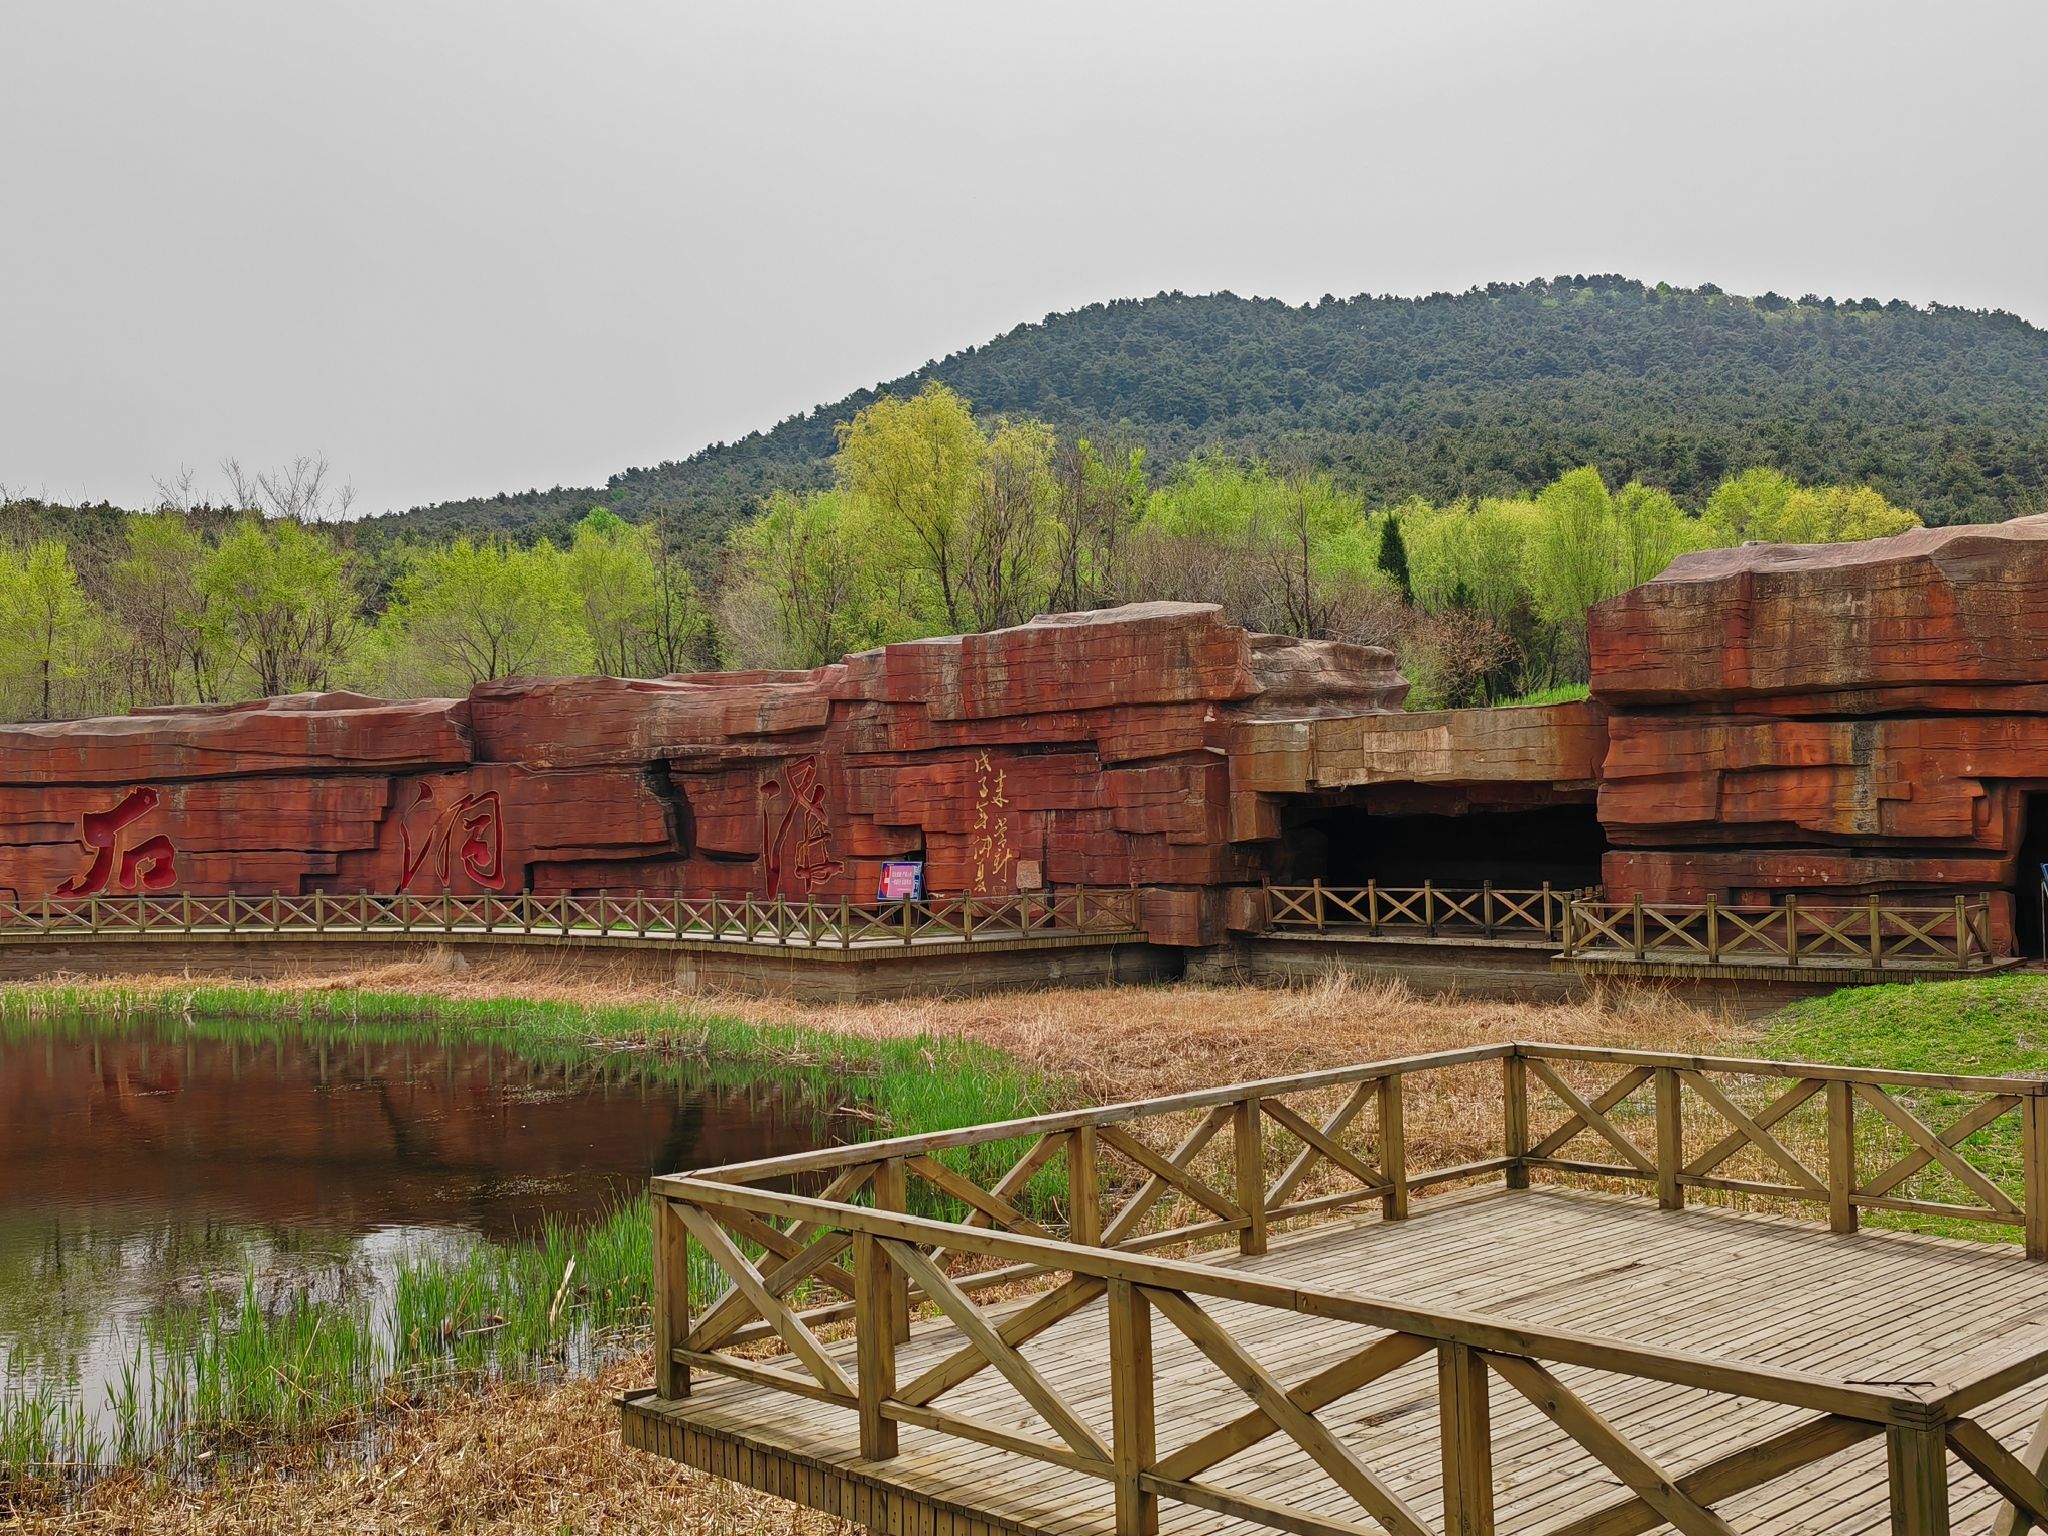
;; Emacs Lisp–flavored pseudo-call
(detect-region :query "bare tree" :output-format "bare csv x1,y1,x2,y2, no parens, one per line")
221,453,357,521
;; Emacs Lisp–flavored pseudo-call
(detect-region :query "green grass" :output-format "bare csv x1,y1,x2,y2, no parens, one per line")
1761,973,2048,1244
1495,682,1592,707
1765,973,2048,1077
0,982,1067,1493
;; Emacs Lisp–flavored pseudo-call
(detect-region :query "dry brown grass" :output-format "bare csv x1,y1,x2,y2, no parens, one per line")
3,962,1756,1533
12,956,1754,1104
9,1357,845,1536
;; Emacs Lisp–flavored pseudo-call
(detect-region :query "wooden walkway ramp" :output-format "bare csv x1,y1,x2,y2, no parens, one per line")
624,1044,2048,1535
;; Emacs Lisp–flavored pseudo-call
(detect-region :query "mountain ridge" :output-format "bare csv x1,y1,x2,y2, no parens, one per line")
354,275,2048,561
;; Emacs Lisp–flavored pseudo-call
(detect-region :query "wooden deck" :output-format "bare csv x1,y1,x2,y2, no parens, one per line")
625,1187,2048,1534
624,1043,2048,1534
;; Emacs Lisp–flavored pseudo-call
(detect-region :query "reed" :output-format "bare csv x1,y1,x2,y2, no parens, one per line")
0,980,1062,1495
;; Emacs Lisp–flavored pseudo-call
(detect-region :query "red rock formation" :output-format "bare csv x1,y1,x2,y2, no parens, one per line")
0,605,1408,946
1590,515,2048,943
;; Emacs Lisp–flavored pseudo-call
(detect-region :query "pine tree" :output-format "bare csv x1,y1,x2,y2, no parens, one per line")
1377,513,1412,599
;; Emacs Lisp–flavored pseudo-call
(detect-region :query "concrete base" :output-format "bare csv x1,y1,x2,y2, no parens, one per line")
1190,932,1584,1001
0,930,1185,1001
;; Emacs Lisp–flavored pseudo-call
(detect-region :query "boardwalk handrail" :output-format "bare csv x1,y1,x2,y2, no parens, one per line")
0,885,1143,949
1562,891,1999,970
650,1041,2048,1535
1265,881,1587,940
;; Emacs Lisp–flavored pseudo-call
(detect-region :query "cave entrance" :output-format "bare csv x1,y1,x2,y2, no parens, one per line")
2018,793,2048,960
1277,797,1609,896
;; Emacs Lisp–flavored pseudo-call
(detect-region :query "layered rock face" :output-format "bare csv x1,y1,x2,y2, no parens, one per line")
1589,515,2048,940
12,517,2043,959
0,604,1409,946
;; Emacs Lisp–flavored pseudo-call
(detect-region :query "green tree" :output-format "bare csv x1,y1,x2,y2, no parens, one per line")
112,512,218,704
199,519,361,697
375,537,586,691
1612,481,1695,587
1526,467,1623,676
1049,438,1145,612
0,540,99,719
718,490,876,669
835,382,985,631
1376,510,1412,598
1702,467,1797,544
960,420,1056,631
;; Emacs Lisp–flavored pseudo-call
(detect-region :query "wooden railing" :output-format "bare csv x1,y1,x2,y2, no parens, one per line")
1562,892,2000,969
650,1042,2048,1536
1266,882,1584,940
0,886,1143,949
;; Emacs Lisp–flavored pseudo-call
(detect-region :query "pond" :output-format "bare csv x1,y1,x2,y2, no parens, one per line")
0,1013,855,1473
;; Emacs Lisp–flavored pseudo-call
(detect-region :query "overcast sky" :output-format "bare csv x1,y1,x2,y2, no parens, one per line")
3,1,2044,516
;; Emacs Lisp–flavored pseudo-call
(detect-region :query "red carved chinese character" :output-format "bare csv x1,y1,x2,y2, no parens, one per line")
761,755,842,898
399,781,508,891
56,787,179,897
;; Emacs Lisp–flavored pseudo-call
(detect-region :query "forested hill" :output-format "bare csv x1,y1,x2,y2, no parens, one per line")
368,276,2048,557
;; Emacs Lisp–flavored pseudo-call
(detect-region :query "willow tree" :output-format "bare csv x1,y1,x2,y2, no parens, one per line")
835,382,984,632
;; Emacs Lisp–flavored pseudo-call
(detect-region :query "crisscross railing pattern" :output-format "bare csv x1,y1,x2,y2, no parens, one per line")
0,886,1142,949
1267,882,1582,940
648,1042,2048,1535
1561,893,1999,970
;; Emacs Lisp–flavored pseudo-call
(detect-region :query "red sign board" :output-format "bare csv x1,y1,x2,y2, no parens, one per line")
877,861,924,901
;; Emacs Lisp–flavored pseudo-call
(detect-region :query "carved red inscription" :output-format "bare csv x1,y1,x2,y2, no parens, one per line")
760,755,841,898
55,787,179,897
398,781,508,892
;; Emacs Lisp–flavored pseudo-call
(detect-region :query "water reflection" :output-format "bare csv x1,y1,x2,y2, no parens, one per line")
0,1016,848,1441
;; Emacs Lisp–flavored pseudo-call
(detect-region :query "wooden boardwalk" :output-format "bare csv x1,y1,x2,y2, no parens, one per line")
624,1043,2048,1534
625,1188,2048,1534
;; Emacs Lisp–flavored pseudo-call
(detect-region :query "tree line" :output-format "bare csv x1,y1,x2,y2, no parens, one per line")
0,388,1923,723
0,461,709,721
714,383,1918,707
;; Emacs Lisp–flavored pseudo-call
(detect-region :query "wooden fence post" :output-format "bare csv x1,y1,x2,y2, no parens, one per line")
872,1158,912,1340
1954,894,1969,967
1829,1079,1859,1235
1655,1067,1683,1211
1234,1098,1267,1255
1108,1279,1158,1536
854,1232,899,1461
1786,893,1801,964
1886,1421,1951,1535
1438,1342,1495,1535
1312,878,1325,932
1425,879,1438,936
1541,881,1553,941
1367,879,1379,935
1069,1125,1101,1247
1481,880,1495,937
1870,894,1885,967
652,1197,691,1400
1631,893,1645,960
1705,895,1720,963
2025,1097,2048,1261
1379,1075,1409,1221
839,894,852,948
1503,1052,1530,1190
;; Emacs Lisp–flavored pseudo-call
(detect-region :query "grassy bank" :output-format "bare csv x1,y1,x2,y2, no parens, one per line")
1757,974,2048,1242
0,980,1061,1498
